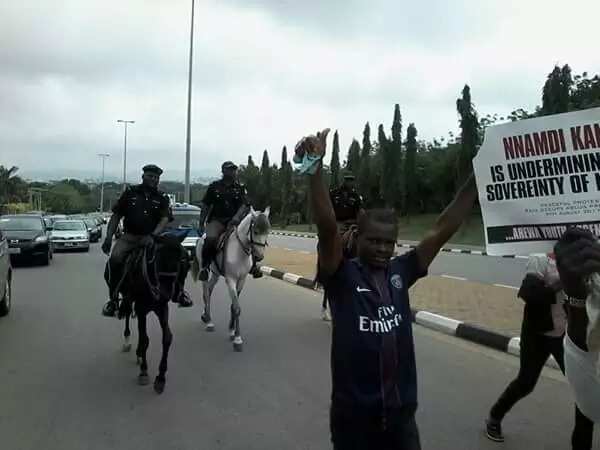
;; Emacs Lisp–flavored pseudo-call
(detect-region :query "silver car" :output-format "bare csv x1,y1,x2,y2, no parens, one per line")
0,228,12,316
50,220,90,252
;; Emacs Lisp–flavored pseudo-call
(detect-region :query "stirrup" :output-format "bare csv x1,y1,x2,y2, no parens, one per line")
102,300,117,317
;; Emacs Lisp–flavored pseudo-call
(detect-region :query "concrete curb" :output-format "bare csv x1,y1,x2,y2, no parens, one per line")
269,231,529,260
260,265,559,370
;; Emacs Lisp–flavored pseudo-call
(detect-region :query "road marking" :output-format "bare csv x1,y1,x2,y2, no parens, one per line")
494,283,519,290
441,274,467,281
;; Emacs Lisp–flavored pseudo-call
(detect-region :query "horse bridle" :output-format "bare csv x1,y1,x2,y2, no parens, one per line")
236,218,268,256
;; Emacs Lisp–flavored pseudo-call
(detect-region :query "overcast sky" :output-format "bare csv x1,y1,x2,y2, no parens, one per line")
1,0,598,181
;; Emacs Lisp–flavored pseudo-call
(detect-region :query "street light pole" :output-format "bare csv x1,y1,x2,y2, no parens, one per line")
98,153,110,212
117,120,135,191
184,0,195,203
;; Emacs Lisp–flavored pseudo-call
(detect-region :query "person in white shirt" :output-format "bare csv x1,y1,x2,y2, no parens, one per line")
485,253,593,449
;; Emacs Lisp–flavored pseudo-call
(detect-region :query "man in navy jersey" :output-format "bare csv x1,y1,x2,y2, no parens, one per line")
296,129,478,449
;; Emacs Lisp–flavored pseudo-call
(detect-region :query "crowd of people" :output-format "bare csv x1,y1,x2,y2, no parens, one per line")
97,128,599,449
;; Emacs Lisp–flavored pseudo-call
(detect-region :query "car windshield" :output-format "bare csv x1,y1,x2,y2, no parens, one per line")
0,216,43,231
83,220,96,228
53,221,86,231
167,214,201,229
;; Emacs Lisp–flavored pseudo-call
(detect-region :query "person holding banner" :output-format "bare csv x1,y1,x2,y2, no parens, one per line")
555,228,600,425
297,128,478,449
485,253,594,448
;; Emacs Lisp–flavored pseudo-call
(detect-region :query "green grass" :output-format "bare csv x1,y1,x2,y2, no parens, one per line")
275,213,485,247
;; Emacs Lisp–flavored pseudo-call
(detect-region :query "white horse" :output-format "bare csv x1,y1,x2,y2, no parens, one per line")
192,207,270,352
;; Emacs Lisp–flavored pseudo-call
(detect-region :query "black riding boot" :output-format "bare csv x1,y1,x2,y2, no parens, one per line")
250,257,263,279
102,261,122,317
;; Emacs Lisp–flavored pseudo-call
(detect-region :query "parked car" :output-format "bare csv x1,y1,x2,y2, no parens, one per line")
83,218,102,243
0,215,53,265
50,220,90,252
0,229,12,316
163,203,202,258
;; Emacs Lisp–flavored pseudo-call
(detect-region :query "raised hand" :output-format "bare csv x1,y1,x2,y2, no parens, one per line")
294,128,330,161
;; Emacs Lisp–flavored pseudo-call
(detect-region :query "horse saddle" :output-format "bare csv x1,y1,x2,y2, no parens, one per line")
216,227,236,253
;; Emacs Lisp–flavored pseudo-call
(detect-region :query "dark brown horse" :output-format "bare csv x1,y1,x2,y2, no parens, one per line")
105,234,188,393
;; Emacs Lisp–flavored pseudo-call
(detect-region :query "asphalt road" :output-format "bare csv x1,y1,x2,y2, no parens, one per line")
0,243,595,450
269,234,527,288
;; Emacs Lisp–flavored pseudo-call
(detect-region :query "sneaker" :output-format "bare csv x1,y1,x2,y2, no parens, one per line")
485,419,504,443
102,300,117,317
199,268,209,282
321,307,331,322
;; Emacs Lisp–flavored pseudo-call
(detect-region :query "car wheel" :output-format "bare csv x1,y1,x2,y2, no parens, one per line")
0,276,11,317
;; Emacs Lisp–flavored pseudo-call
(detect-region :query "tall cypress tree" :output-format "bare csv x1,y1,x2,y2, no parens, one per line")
346,139,361,174
404,123,418,217
279,146,293,226
379,123,395,207
358,122,371,198
258,149,272,210
456,85,480,190
390,104,403,208
330,130,341,188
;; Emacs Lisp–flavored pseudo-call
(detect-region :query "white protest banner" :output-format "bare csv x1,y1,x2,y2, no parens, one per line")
473,107,600,256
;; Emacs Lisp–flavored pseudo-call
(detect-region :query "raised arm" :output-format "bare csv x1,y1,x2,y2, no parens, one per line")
298,129,343,278
416,174,477,272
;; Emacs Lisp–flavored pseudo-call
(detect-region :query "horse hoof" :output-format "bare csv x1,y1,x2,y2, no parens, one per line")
154,377,166,394
206,323,215,332
233,342,243,352
138,373,149,386
201,313,210,324
122,343,132,353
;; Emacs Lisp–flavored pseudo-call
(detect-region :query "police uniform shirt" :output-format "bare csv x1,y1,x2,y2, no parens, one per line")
330,186,363,222
112,185,169,235
202,179,248,223
323,250,427,415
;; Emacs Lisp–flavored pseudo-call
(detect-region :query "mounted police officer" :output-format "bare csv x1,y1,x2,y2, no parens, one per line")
330,172,363,232
198,161,263,281
101,164,191,317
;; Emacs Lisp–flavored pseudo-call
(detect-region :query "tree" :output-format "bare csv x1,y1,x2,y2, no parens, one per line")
456,85,480,189
404,123,418,217
570,71,600,110
279,146,293,226
390,104,403,209
239,155,260,205
380,118,401,208
346,139,361,174
0,165,24,206
541,65,573,115
358,122,371,197
258,149,272,210
330,130,341,188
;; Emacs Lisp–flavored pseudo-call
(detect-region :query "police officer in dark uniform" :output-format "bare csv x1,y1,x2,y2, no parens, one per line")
198,161,262,281
330,172,363,232
101,164,189,316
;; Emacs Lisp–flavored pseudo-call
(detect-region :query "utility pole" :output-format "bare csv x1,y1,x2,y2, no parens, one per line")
117,120,135,191
98,153,110,211
184,0,196,203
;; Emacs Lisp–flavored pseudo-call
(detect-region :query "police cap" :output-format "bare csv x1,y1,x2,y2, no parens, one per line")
142,164,163,175
222,161,238,171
